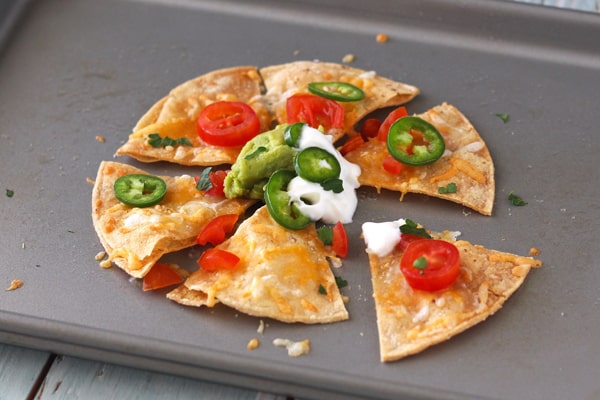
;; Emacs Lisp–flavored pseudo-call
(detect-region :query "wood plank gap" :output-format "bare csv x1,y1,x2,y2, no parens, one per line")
26,353,57,400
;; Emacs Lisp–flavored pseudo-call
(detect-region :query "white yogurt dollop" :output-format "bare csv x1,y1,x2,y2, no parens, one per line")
361,218,406,257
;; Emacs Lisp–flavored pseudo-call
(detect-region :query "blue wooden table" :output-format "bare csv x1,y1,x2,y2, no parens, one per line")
1,1,597,399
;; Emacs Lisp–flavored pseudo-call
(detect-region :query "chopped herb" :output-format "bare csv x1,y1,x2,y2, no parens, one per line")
413,256,428,274
320,178,344,193
6,189,14,198
495,113,510,123
400,219,432,239
147,133,192,148
318,284,327,295
244,146,267,160
438,182,457,194
317,225,333,245
335,276,348,289
508,191,528,206
196,168,213,192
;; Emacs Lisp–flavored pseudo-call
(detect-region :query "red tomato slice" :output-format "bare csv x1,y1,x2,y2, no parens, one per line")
195,170,229,196
339,135,365,156
142,263,183,291
196,214,239,246
400,239,460,292
397,233,426,251
286,94,344,131
332,221,349,258
377,106,408,142
197,101,260,146
382,155,404,175
198,248,240,272
360,118,382,141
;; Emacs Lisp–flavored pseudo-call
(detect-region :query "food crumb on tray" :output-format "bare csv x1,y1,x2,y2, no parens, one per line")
273,338,311,357
6,279,23,291
247,338,260,350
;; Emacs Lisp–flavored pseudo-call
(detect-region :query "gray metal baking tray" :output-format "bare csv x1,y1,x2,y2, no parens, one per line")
1,0,599,399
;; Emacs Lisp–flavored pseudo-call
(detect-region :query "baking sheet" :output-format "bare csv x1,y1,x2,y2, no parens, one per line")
1,0,599,399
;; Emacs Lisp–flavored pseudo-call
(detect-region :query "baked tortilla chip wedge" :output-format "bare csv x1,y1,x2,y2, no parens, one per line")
344,103,495,215
115,66,272,166
260,61,420,140
366,235,542,362
91,161,255,278
169,206,349,324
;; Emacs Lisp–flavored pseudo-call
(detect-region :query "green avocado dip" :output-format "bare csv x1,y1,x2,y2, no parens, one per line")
224,124,296,199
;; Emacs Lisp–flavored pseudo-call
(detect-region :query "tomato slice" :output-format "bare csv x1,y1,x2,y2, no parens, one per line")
360,118,382,141
198,248,240,272
397,233,426,251
332,221,348,258
195,169,229,196
197,101,260,146
197,214,239,246
286,94,344,132
377,106,408,142
339,135,365,156
142,263,183,291
400,239,460,292
382,155,404,175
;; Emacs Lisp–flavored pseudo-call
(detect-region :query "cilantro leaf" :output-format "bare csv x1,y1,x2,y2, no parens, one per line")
6,189,14,198
317,225,333,245
320,178,344,193
335,276,348,289
508,191,528,206
399,219,432,239
244,146,267,160
496,113,510,123
438,182,457,194
147,133,192,148
196,168,213,192
318,284,327,295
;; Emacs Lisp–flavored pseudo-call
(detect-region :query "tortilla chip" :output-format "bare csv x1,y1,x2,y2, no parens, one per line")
91,161,255,278
170,206,348,324
115,66,272,166
344,103,495,215
260,60,420,140
366,235,542,362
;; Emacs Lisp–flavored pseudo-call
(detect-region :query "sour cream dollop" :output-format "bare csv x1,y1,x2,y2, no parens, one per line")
361,218,406,257
287,125,361,224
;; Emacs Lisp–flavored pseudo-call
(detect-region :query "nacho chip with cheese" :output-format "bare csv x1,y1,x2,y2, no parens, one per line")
362,223,541,362
168,206,348,324
344,103,495,215
91,161,255,278
115,66,272,166
260,60,420,141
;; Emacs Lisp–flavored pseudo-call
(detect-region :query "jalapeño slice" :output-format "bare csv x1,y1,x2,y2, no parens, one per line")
294,147,341,183
284,122,305,148
308,81,365,102
386,116,445,166
264,169,312,230
114,174,167,208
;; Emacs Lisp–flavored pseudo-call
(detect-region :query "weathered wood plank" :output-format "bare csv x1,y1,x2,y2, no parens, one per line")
0,344,52,400
36,356,287,400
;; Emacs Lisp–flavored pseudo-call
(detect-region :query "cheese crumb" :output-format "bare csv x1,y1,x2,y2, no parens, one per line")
273,338,311,357
6,279,23,291
99,260,112,269
376,33,388,43
247,338,260,350
95,135,106,143
95,251,107,261
342,54,355,64
529,247,541,257
257,319,265,334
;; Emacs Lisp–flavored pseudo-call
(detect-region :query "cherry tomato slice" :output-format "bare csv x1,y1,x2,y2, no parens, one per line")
377,106,408,142
400,239,460,292
397,233,426,251
195,169,229,196
197,101,260,146
332,221,349,258
339,135,365,156
196,214,239,246
198,248,240,272
142,263,183,291
286,94,344,132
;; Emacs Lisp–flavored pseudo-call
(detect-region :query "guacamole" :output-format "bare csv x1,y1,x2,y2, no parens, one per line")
224,124,296,199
